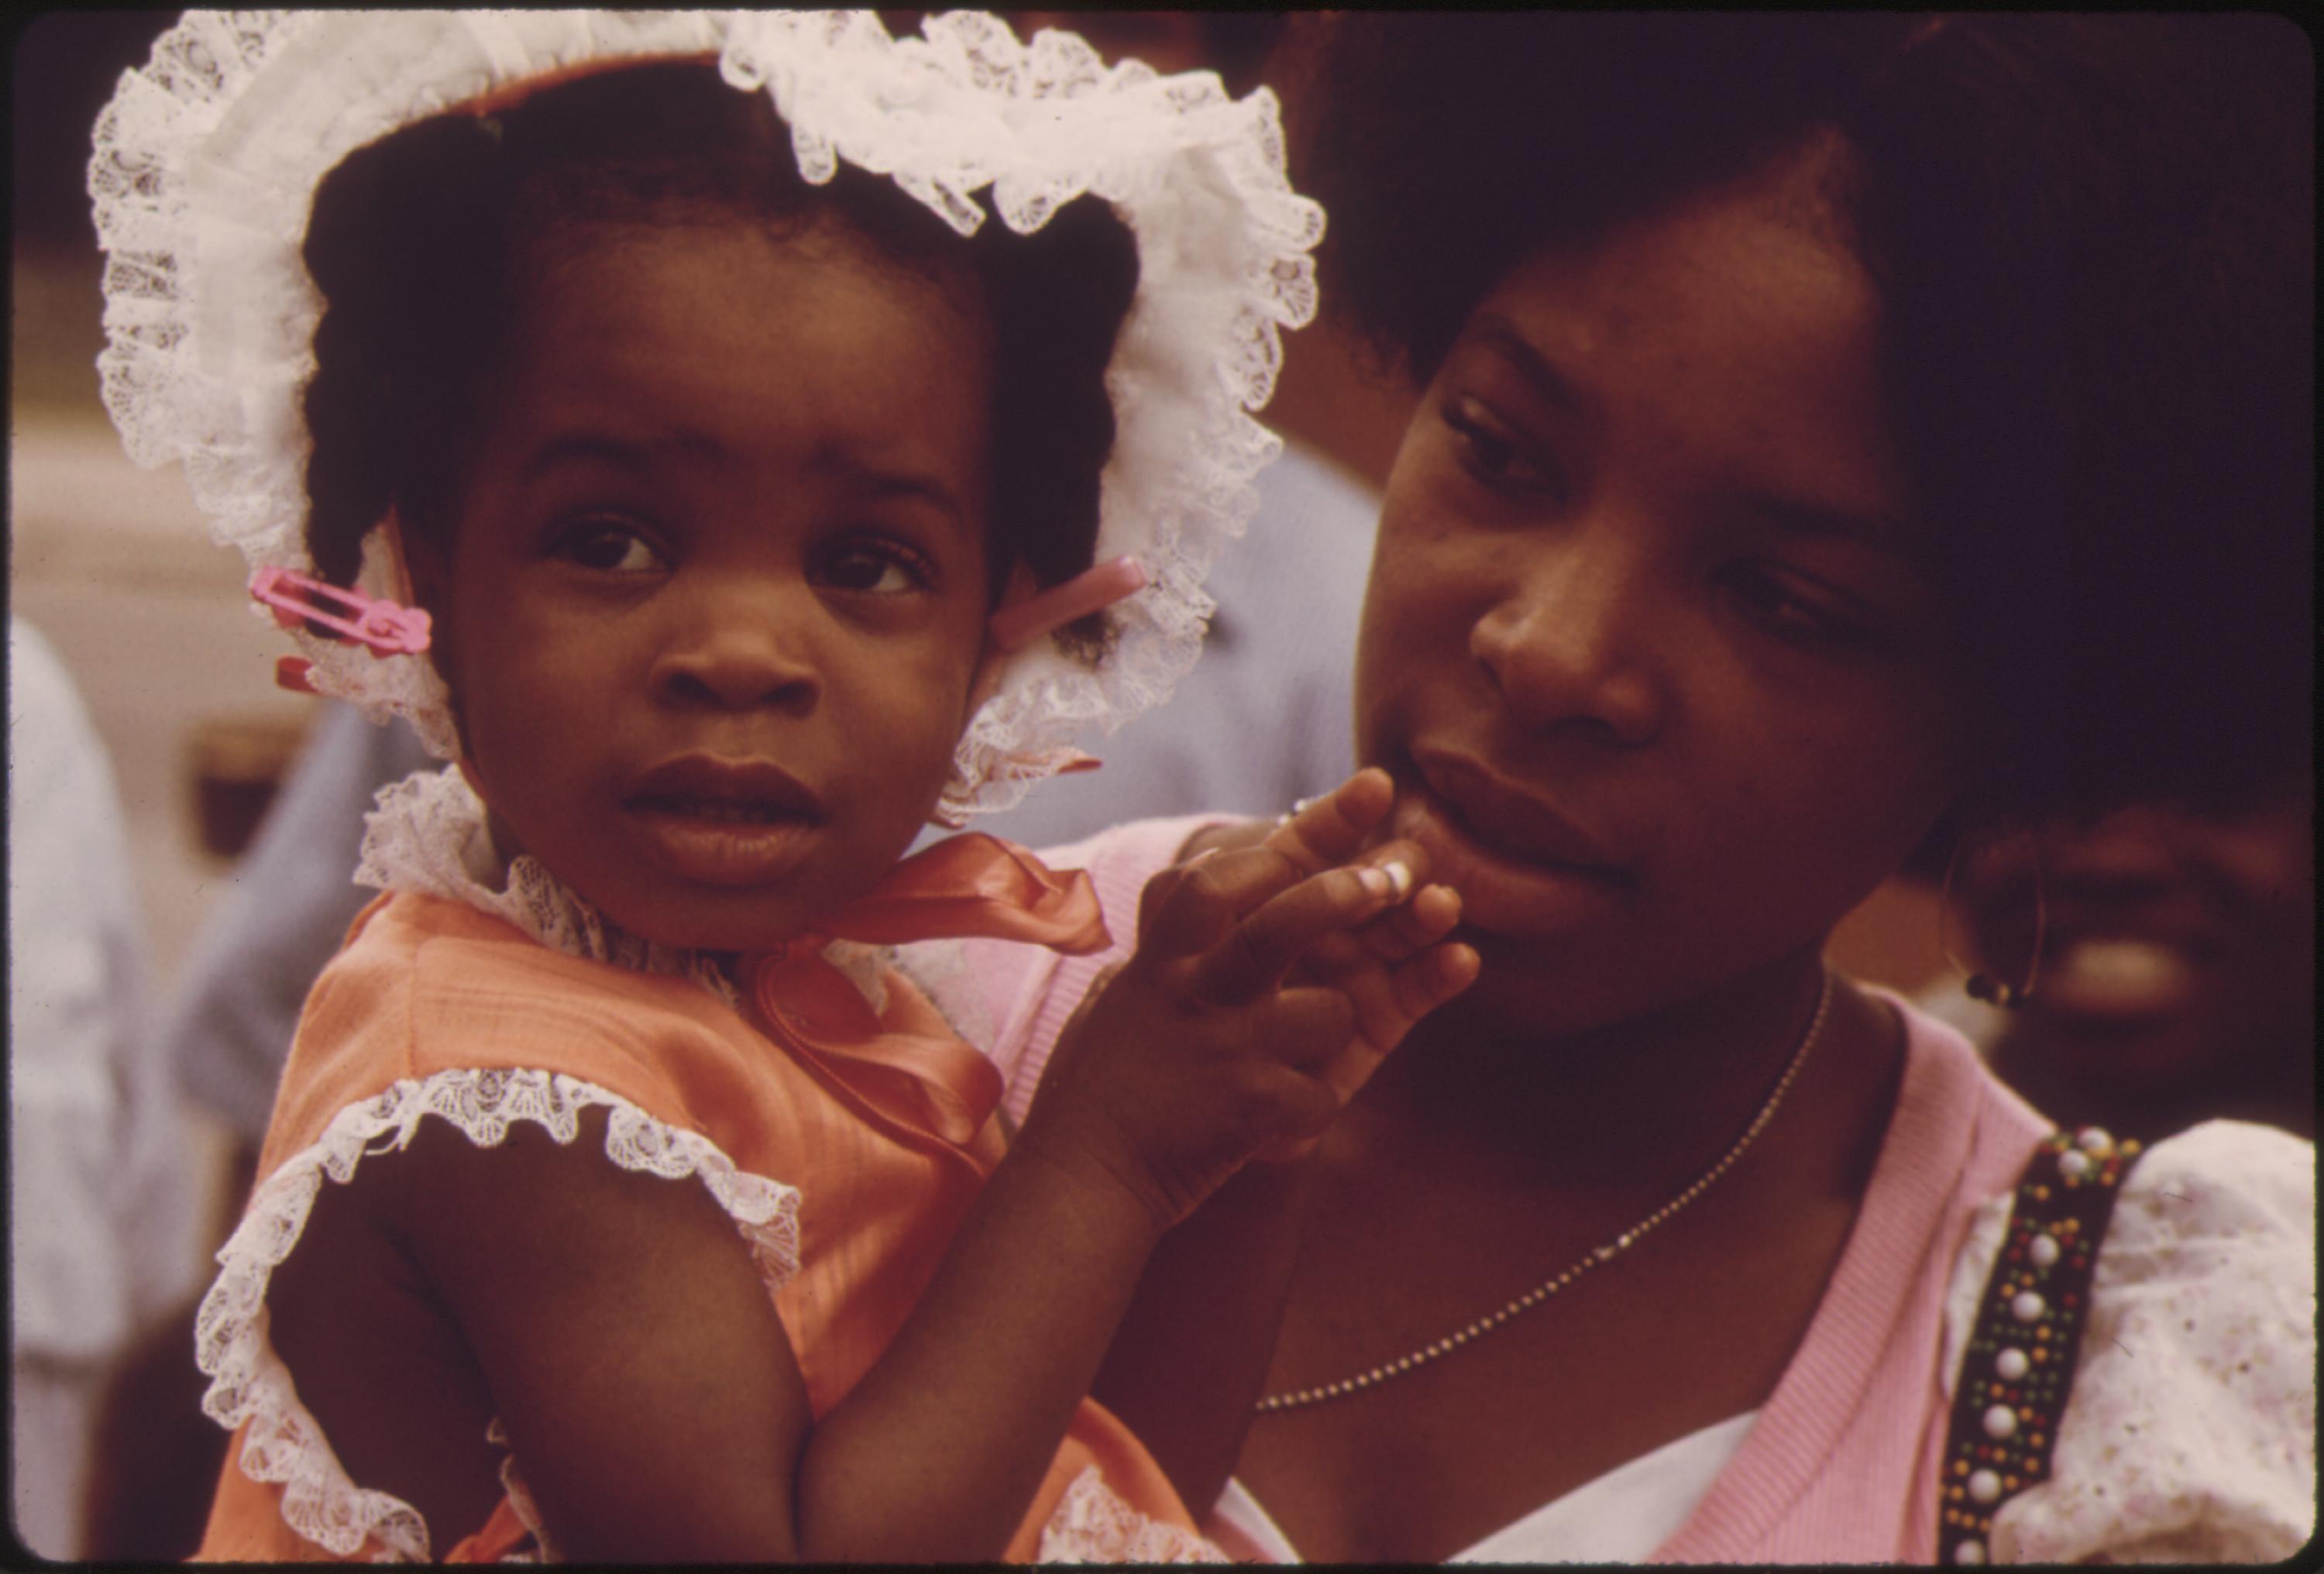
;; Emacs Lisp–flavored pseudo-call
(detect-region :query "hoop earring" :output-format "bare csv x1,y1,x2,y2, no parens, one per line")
1938,825,2047,1009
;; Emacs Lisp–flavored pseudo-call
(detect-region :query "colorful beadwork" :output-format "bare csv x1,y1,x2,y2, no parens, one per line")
1937,1127,2144,1564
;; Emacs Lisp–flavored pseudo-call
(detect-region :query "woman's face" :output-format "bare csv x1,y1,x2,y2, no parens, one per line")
1356,150,1978,1027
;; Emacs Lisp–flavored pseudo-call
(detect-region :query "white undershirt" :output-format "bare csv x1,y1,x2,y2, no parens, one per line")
1205,1408,1758,1563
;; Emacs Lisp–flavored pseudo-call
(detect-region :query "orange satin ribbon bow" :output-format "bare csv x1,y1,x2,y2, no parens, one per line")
744,834,1109,1147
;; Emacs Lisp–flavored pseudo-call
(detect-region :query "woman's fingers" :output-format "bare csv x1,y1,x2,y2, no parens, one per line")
1325,937,1478,1091
1100,774,1477,1176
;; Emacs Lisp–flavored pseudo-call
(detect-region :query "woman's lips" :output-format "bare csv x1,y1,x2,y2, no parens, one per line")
1413,751,1625,871
1391,768,1632,935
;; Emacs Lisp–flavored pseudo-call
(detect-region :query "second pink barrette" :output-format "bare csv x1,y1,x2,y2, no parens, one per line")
988,556,1149,654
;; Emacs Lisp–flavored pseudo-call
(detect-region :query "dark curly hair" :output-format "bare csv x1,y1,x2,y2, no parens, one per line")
299,58,1138,648
1290,13,2312,823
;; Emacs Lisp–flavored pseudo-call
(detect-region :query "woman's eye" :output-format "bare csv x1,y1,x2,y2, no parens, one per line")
553,520,664,574
817,539,933,596
1727,565,1877,649
1442,397,1562,497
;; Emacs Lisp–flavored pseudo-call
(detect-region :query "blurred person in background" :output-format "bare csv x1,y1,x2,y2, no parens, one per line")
150,706,434,1213
8,617,201,1559
1923,765,2315,1146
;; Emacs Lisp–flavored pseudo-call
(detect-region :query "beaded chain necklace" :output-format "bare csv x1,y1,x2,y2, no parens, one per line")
1254,969,1835,1414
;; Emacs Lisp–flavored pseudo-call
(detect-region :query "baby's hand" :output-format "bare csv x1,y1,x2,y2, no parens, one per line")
1014,770,1476,1232
1243,781,1477,1163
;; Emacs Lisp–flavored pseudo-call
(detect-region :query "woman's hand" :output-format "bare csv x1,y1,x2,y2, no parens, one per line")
1016,768,1477,1230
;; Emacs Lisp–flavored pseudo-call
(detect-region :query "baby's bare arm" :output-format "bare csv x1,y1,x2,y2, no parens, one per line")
270,1114,815,1560
1087,772,1479,1509
282,1099,1170,1562
1093,901,1477,1515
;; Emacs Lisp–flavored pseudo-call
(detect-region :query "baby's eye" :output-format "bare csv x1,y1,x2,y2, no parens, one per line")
553,518,665,574
1442,397,1563,499
816,538,934,596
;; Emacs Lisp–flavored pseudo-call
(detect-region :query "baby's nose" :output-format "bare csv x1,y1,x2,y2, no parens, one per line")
650,593,822,713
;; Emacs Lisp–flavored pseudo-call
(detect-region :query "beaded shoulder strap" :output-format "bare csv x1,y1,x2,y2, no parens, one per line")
1937,1125,2145,1565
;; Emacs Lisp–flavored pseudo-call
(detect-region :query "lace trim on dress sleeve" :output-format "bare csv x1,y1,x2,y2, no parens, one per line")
194,1067,803,1561
1943,1119,2316,1563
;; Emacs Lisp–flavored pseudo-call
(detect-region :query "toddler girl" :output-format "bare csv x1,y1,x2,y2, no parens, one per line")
91,11,1473,1561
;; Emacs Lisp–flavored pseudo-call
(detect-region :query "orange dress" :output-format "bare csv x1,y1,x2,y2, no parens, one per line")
191,874,1220,1562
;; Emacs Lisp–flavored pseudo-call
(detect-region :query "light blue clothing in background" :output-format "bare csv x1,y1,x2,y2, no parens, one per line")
157,702,432,1146
954,439,1379,848
9,617,201,1558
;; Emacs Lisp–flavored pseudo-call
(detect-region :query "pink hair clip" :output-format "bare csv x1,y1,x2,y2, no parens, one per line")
988,556,1149,654
249,566,432,656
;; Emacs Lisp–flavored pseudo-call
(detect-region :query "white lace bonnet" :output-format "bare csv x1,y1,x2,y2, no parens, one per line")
89,9,1324,821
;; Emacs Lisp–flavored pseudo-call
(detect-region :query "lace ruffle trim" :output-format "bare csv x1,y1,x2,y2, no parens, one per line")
193,1067,803,1561
1035,1466,1230,1563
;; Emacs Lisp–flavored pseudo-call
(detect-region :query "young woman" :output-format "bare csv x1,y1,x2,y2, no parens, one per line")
949,13,2315,1563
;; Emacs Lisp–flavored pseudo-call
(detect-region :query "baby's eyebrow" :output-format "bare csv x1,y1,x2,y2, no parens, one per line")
515,428,721,483
810,445,972,527
514,428,975,528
